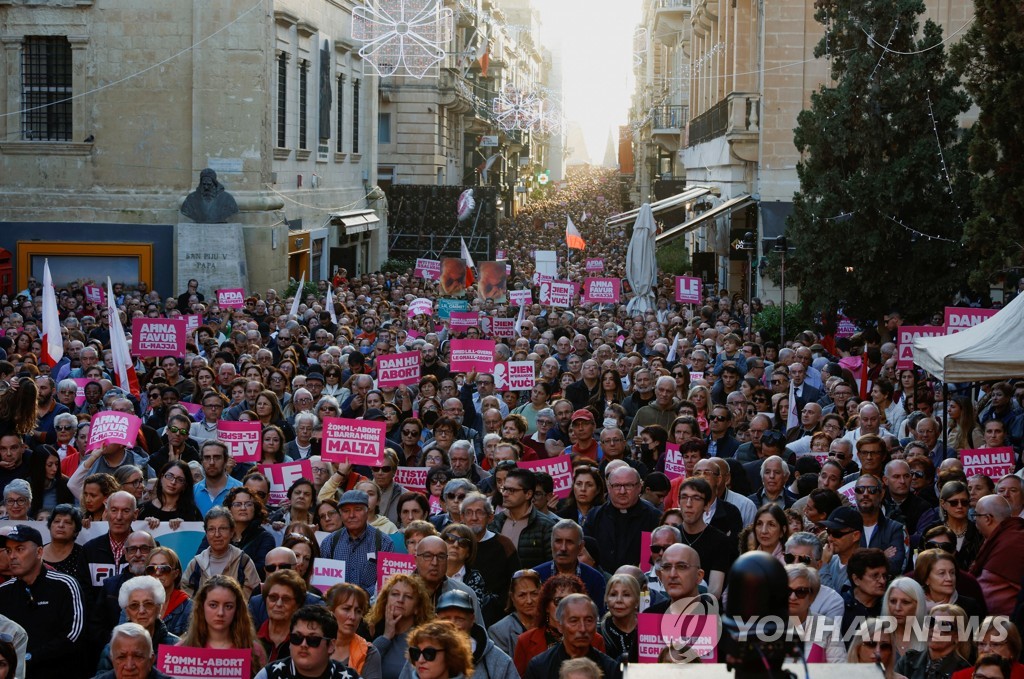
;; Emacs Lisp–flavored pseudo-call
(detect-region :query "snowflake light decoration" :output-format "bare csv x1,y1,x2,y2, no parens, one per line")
633,27,648,67
352,0,453,79
536,105,565,136
491,86,543,132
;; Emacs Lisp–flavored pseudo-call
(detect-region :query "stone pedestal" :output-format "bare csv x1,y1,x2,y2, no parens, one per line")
175,222,248,293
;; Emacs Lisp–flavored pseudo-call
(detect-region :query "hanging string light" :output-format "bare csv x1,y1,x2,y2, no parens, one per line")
925,89,964,227
882,213,960,244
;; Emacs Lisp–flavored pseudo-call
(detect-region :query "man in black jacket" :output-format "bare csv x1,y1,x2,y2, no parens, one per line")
583,466,660,573
524,594,621,679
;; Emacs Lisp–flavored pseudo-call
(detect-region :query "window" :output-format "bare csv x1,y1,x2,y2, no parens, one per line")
22,36,72,141
351,78,360,154
336,74,345,152
276,52,287,147
378,112,391,144
299,59,308,150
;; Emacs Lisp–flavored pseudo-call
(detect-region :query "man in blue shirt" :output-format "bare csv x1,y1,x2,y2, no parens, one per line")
193,440,241,516
534,519,607,614
318,490,394,597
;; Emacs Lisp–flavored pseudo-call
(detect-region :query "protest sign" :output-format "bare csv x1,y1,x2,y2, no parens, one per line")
394,466,428,490
440,258,467,296
437,298,468,319
509,289,532,306
450,311,479,333
321,417,386,466
945,306,997,334
158,646,249,679
491,317,515,337
73,377,89,406
217,421,261,463
960,447,1015,478
837,480,858,505
259,460,314,505
377,552,417,590
377,351,421,388
662,443,685,480
414,258,441,281
408,297,433,317
584,277,621,304
519,455,572,498
675,276,701,304
549,281,576,308
86,411,142,451
494,360,536,392
897,326,945,369
585,258,605,272
836,316,858,338
183,314,202,334
449,339,496,372
216,288,245,309
180,402,202,418
478,261,508,302
496,249,506,259
532,272,554,287
84,284,105,304
131,317,186,357
310,558,347,594
638,613,717,662
689,371,704,383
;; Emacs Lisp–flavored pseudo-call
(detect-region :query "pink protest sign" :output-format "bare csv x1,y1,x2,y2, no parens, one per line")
450,311,479,333
84,284,105,304
688,371,705,383
491,317,515,337
519,454,572,498
960,447,1015,478
73,377,90,406
377,351,421,388
259,460,314,505
549,281,577,308
638,613,717,662
158,645,250,678
675,276,701,304
407,297,433,317
310,558,346,594
662,443,685,480
131,317,186,357
217,420,262,463
394,466,428,490
509,289,532,306
217,288,245,309
532,272,553,287
321,417,386,466
414,258,441,281
86,411,142,451
183,314,203,334
449,339,496,372
585,258,605,272
377,552,417,591
584,277,621,304
945,306,997,334
640,531,652,570
897,326,944,369
836,315,857,338
496,249,506,259
494,360,535,392
180,402,202,418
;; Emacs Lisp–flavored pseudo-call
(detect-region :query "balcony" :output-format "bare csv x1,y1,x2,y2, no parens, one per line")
651,105,687,152
440,69,474,113
654,0,691,45
687,92,760,161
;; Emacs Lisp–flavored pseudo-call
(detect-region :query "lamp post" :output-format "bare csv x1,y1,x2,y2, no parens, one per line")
739,231,757,334
773,236,788,343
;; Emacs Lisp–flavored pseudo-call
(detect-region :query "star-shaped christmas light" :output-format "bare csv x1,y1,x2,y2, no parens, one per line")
352,0,454,79
492,86,543,132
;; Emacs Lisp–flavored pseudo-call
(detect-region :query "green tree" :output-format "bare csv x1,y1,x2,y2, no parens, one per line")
787,0,971,324
949,0,1024,288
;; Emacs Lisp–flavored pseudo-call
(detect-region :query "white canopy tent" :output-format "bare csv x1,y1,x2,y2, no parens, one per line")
913,292,1024,382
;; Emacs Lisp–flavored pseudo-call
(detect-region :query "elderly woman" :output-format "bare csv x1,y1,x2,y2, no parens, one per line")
599,573,640,663
144,546,193,636
327,583,382,679
95,576,179,672
53,412,81,476
786,563,846,662
913,548,985,621
2,480,31,521
881,577,928,661
488,568,541,658
42,503,84,576
221,486,275,578
848,617,906,679
896,603,972,679
441,522,489,604
181,506,261,598
951,616,1024,679
256,568,307,662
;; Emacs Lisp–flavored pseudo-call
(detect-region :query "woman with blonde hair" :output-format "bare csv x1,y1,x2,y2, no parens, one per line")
881,577,928,660
326,583,382,679
406,619,475,679
178,575,266,676
599,574,640,663
365,573,434,678
896,603,972,679
847,617,904,679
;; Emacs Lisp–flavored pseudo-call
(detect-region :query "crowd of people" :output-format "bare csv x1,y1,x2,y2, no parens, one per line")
0,167,1022,679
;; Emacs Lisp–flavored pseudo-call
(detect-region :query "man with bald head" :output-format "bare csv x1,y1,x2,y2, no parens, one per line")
843,403,893,443
646,544,715,614
583,466,661,573
248,547,324,627
413,535,484,626
971,494,1024,614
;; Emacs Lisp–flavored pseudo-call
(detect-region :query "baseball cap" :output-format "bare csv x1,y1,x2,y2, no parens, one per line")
305,372,325,384
338,490,369,508
4,525,43,546
570,409,595,424
436,589,475,612
816,506,863,533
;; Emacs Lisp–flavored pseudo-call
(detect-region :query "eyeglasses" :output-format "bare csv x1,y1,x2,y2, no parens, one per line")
264,563,293,574
4,497,27,507
862,641,893,651
788,586,812,600
231,501,255,509
318,509,340,520
855,486,881,495
784,553,813,565
166,425,188,436
126,545,153,555
203,402,224,409
145,564,175,576
148,393,161,399
267,593,296,605
126,600,158,613
753,396,768,403
409,647,444,663
55,425,75,431
402,429,420,436
444,535,472,547
372,466,394,473
163,472,186,485
501,486,525,494
943,498,969,507
678,493,704,505
417,552,447,562
289,633,329,648
609,482,639,492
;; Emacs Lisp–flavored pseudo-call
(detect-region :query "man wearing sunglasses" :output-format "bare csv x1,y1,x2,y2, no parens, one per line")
854,473,908,575
705,404,740,459
816,506,864,592
253,606,346,679
784,532,844,619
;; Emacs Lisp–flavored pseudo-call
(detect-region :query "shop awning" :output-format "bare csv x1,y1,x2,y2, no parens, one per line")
607,186,712,227
329,209,380,235
655,194,755,245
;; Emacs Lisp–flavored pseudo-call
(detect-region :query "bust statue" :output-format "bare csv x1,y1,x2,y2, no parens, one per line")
180,168,239,223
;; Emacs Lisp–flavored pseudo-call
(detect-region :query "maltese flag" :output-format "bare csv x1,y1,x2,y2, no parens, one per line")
106,277,140,397
326,281,337,325
566,216,586,250
460,237,476,287
289,271,305,319
40,260,63,367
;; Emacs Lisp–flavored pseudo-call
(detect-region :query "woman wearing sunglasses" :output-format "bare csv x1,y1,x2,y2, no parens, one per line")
143,546,193,636
406,619,474,679
920,481,984,571
440,523,489,610
847,617,903,679
881,577,928,661
138,460,203,528
786,563,846,662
